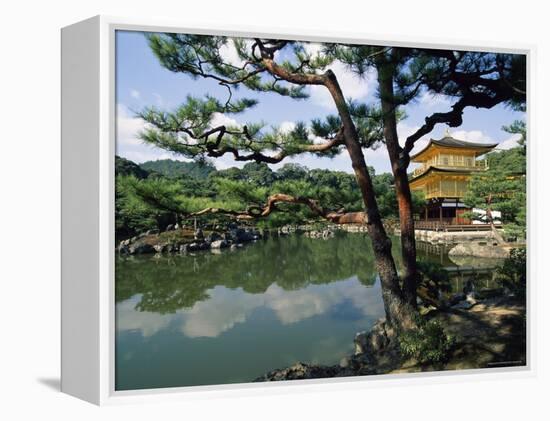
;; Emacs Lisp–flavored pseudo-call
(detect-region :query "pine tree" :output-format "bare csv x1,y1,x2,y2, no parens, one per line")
138,34,415,330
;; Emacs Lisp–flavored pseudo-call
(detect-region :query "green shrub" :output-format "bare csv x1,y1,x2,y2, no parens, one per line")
398,318,455,364
495,248,526,298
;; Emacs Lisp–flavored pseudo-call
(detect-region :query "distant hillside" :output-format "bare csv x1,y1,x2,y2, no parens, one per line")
140,159,216,179
115,156,149,179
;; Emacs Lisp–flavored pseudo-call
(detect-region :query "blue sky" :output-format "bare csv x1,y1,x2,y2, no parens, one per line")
115,30,525,174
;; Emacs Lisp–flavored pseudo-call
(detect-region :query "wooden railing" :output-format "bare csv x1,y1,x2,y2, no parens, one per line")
411,158,488,178
415,218,454,230
414,219,492,232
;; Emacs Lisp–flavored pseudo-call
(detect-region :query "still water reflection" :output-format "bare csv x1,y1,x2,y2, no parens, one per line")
115,232,498,390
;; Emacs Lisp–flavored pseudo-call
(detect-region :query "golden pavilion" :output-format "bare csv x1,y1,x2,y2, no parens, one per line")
409,130,497,226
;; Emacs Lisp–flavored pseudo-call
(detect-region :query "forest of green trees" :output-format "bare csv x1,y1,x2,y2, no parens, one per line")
115,156,422,239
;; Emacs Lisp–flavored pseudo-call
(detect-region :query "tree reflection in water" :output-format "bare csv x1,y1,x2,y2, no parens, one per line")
116,232,384,313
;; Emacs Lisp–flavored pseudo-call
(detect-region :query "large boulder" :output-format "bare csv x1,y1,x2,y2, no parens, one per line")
205,232,222,244
118,243,129,255
210,239,228,249
354,319,395,355
322,229,335,239
153,244,166,253
255,362,341,382
449,242,509,259
187,241,209,252
228,227,258,243
128,242,155,254
154,243,179,253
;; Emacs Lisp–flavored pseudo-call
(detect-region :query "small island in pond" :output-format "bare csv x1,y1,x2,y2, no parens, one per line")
114,30,527,390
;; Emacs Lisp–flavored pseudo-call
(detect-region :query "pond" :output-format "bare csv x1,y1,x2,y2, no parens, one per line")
115,232,500,390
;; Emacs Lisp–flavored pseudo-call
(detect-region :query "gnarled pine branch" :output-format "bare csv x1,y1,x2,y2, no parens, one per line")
185,193,367,225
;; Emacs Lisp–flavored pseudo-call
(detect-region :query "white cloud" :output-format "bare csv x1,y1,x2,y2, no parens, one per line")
218,41,246,68
264,285,332,325
303,42,323,57
218,39,257,67
116,296,171,337
302,43,374,110
130,89,140,99
181,286,262,338
116,104,188,163
397,122,424,148
116,105,146,149
278,121,296,134
309,63,374,109
209,112,241,128
264,279,383,326
179,277,385,337
417,90,452,109
496,134,522,150
450,129,494,144
211,156,239,170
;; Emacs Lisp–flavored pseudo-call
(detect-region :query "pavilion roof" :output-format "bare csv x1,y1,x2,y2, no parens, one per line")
410,131,498,161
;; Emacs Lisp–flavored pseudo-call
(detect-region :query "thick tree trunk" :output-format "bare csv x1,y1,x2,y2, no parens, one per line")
325,70,416,330
393,171,419,307
377,67,420,309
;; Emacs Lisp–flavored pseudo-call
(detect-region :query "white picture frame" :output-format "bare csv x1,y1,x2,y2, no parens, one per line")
61,15,535,405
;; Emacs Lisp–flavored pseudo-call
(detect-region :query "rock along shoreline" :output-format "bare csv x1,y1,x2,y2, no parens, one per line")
255,294,526,382
118,224,265,255
116,223,371,256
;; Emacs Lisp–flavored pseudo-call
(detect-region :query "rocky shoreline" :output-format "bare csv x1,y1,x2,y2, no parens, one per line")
255,294,526,382
116,223,374,256
118,224,264,255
